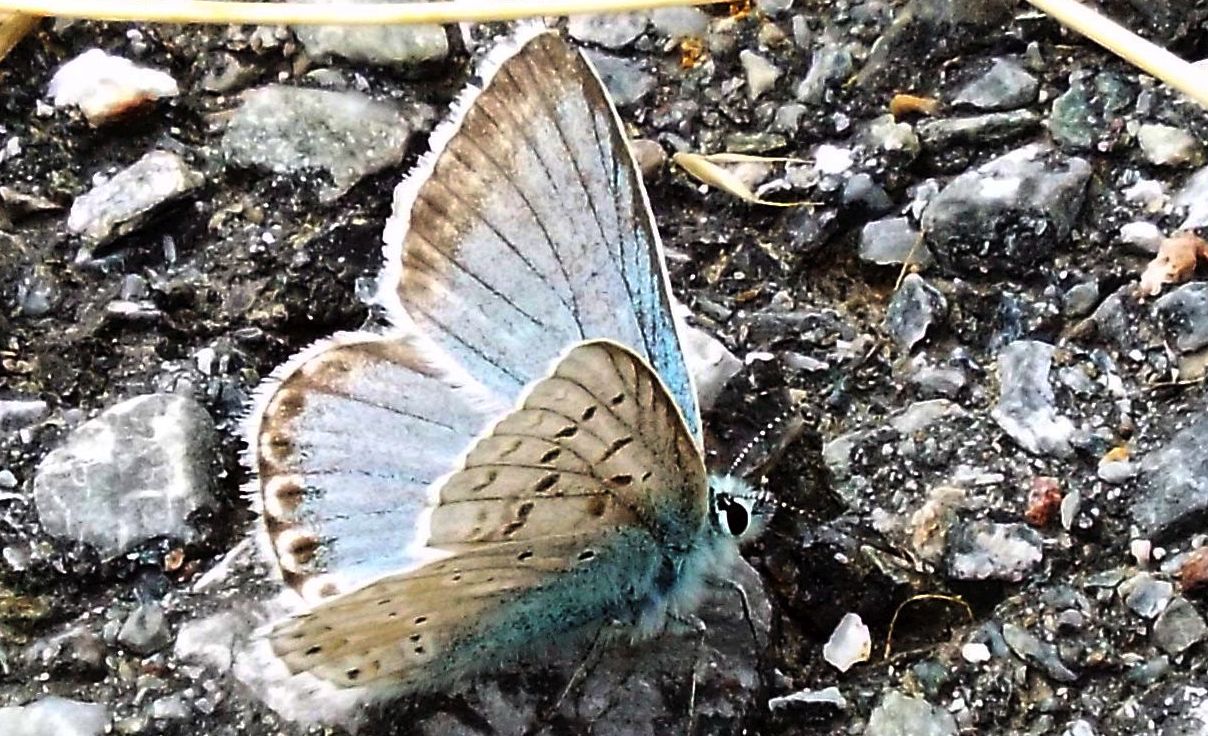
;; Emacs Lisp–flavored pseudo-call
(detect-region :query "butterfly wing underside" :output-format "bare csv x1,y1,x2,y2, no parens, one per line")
270,340,709,689
252,334,498,599
379,30,703,441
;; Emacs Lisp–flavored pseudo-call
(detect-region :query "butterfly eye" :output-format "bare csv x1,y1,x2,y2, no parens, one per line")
716,495,750,537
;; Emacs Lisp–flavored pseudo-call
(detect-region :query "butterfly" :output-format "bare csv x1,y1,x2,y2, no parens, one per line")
247,26,771,696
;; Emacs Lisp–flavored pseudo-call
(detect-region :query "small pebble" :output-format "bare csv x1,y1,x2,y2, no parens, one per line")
823,612,870,672
961,642,992,663
1120,572,1173,619
1137,124,1203,167
48,49,178,125
739,50,782,100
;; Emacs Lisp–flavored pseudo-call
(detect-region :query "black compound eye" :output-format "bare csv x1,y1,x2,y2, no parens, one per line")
718,495,750,536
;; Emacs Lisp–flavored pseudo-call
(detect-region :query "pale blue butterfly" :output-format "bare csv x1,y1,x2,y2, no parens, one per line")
248,27,770,693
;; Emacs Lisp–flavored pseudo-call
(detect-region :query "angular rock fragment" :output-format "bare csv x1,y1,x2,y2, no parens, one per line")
991,340,1075,457
48,49,178,125
922,143,1091,275
946,520,1043,582
222,85,419,199
33,394,218,558
1132,414,1208,540
68,151,203,248
292,0,448,65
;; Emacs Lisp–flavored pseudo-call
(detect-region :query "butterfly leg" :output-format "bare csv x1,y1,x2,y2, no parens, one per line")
684,616,708,736
728,580,769,696
525,621,613,735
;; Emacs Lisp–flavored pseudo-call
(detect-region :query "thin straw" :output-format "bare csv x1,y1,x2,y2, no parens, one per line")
0,0,725,26
0,11,38,59
1026,0,1208,108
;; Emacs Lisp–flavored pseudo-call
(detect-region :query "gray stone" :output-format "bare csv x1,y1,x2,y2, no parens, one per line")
1150,597,1208,652
1120,573,1173,619
907,364,967,398
628,138,666,180
864,690,957,736
1132,414,1208,540
118,603,171,655
946,520,1043,582
581,51,655,107
1002,623,1079,682
649,7,709,37
222,85,418,200
292,1,447,65
149,695,190,721
858,216,932,267
921,143,1091,275
991,340,1075,457
1138,124,1203,167
862,115,921,159
24,626,106,677
567,12,648,48
769,686,847,712
1153,597,1208,655
1119,221,1164,253
890,399,966,435
1098,459,1140,484
843,173,893,214
175,611,247,672
953,58,1038,110
796,41,853,104
1062,281,1100,318
0,697,108,736
1050,77,1094,150
0,399,49,431
67,151,203,247
33,393,218,558
1155,282,1208,353
916,110,1040,148
886,274,947,352
1175,165,1208,229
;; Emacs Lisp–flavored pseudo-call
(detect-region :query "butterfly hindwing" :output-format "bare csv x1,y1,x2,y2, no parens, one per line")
268,340,709,689
251,333,501,599
380,30,703,441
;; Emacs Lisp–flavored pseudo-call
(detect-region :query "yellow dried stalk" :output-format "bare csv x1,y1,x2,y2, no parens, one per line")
0,0,724,26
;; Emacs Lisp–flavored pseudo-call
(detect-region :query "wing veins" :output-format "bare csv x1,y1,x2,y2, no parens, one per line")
452,123,587,339
293,385,460,433
407,299,528,386
414,178,580,319
499,60,617,293
409,230,553,331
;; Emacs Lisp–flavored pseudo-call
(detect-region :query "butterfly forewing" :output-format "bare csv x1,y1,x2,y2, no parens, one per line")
268,340,709,689
382,30,702,441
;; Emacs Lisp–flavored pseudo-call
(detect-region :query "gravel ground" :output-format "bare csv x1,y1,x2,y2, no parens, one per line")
2,1,1208,734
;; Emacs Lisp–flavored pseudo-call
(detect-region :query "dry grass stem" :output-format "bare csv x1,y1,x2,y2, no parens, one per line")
0,11,38,61
1027,0,1208,108
0,0,724,26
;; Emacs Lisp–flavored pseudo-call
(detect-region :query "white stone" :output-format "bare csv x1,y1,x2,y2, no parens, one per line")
823,612,871,672
740,49,782,100
961,642,992,663
48,49,178,125
0,697,108,736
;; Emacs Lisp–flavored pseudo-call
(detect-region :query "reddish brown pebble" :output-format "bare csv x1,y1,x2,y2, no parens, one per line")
163,548,185,572
1180,548,1208,592
1025,476,1062,528
889,93,940,118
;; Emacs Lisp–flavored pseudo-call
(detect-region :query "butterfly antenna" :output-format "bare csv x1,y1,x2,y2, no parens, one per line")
725,404,801,477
